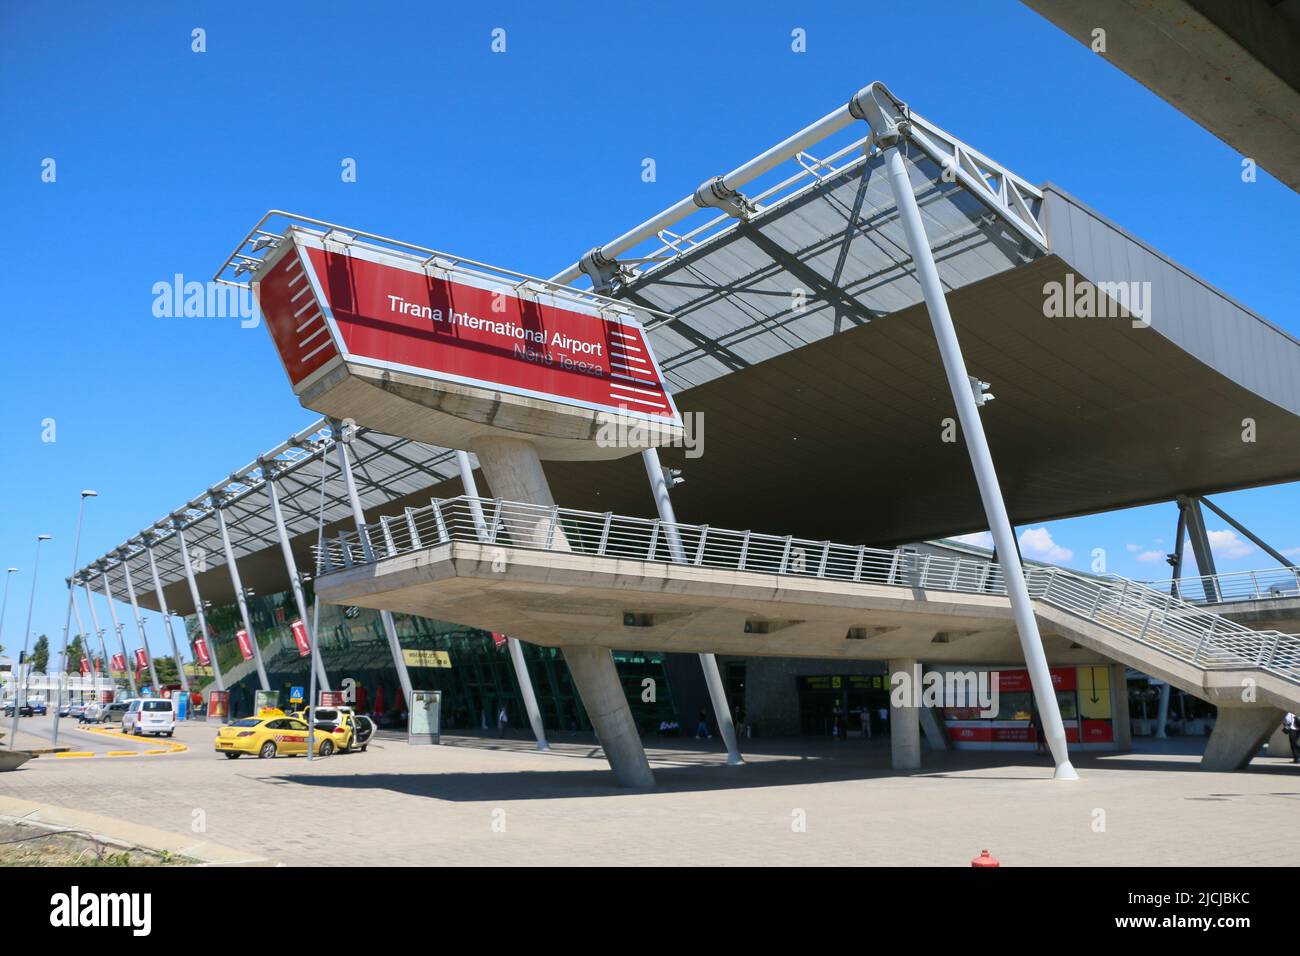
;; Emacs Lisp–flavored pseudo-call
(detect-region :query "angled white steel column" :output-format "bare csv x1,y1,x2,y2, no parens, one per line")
144,536,188,693
641,447,742,765
174,522,225,692
333,429,412,706
263,464,330,692
99,568,139,697
80,581,113,696
70,579,101,702
454,447,548,750
119,553,160,693
212,497,270,691
859,82,1076,780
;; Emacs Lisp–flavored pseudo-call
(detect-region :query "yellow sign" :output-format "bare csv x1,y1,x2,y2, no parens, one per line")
1077,666,1111,719
402,649,452,668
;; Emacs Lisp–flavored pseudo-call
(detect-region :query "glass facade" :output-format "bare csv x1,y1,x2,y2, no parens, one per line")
183,586,685,734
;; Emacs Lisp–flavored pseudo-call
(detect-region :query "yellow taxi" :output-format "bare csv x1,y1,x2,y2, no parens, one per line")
214,713,338,759
289,707,371,754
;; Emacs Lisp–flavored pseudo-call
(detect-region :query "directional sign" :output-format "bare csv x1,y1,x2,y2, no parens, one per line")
289,686,305,704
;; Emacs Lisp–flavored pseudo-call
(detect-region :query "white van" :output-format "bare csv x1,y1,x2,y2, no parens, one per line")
122,698,176,737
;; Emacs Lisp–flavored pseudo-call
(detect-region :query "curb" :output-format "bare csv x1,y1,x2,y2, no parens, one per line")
0,795,274,866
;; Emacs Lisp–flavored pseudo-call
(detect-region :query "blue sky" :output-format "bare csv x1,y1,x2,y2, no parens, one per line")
1,0,1297,662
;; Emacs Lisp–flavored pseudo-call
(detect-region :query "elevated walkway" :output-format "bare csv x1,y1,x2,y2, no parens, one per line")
315,496,1300,775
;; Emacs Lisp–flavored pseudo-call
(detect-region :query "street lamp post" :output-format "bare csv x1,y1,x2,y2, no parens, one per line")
9,535,50,750
52,491,97,745
0,568,17,709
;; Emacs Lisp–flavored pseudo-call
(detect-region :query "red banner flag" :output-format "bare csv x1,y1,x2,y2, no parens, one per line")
110,653,127,673
193,637,211,666
134,648,148,670
235,629,254,661
491,632,508,649
290,619,311,657
79,657,89,675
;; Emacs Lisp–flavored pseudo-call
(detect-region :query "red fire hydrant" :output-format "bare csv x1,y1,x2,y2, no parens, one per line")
971,849,1000,868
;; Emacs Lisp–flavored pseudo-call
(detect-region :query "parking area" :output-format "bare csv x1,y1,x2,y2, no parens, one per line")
1,721,1297,866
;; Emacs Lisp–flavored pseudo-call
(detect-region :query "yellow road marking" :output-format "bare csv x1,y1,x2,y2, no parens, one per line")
53,751,96,758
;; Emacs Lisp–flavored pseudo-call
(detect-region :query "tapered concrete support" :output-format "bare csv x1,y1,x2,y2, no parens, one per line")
889,658,922,771
214,503,270,692
919,704,950,752
1155,682,1171,738
1202,706,1282,771
564,644,654,788
471,436,570,549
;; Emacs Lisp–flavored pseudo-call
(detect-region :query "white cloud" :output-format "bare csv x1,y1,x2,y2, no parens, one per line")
1125,544,1141,553
951,531,994,550
1019,527,1073,563
1207,529,1254,560
1136,550,1164,563
1283,547,1300,558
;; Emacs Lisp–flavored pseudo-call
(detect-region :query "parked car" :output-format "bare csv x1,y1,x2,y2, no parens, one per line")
214,715,337,759
26,698,47,716
122,698,176,737
2,701,32,718
80,701,102,722
289,706,375,753
68,702,86,719
100,701,130,724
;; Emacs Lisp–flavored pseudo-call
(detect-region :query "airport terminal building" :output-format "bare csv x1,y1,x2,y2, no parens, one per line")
67,82,1300,783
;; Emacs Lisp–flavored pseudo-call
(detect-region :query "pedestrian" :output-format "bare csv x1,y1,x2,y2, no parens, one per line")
497,703,508,738
1284,712,1300,763
1030,703,1047,754
860,704,872,739
695,708,711,739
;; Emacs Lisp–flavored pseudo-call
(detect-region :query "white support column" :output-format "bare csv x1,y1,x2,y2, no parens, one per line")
264,466,330,692
144,537,188,693
80,582,113,697
1155,681,1171,738
642,448,742,765
119,554,160,693
867,88,1075,780
333,430,412,706
99,569,139,697
213,500,271,691
453,445,548,751
174,522,225,692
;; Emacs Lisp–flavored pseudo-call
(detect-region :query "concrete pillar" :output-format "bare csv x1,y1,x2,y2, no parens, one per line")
1111,663,1132,752
1201,706,1282,771
564,644,654,788
888,658,922,770
472,434,650,785
1155,681,1171,738
471,436,570,549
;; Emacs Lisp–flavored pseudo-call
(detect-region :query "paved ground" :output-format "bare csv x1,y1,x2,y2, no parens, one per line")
0,721,1296,866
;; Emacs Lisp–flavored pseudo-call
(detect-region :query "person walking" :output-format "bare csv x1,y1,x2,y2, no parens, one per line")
1284,712,1300,763
860,704,872,740
496,703,509,738
695,708,711,739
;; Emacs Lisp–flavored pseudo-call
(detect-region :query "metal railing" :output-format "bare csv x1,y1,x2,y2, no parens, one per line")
1149,567,1300,605
315,496,1300,688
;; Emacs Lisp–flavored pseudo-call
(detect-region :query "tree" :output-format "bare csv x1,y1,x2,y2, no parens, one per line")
65,635,86,674
31,635,49,672
151,656,181,686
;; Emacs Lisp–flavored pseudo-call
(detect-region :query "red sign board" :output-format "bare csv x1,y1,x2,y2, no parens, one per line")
320,691,345,707
193,637,210,666
235,629,254,661
491,632,508,649
991,667,1076,694
257,235,679,423
110,652,127,673
290,619,311,657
